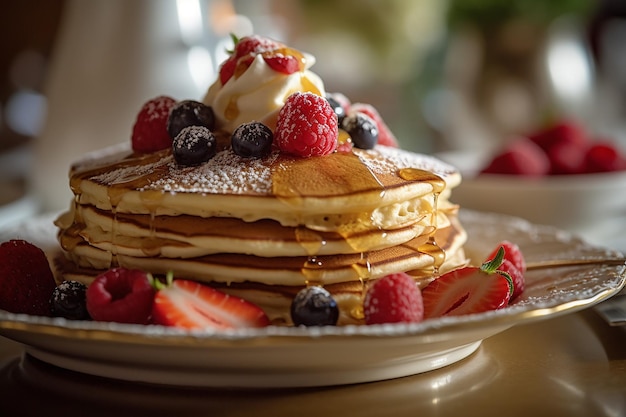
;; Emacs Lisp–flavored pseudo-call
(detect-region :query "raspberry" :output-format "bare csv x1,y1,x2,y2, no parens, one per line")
481,136,550,176
131,96,177,153
350,103,398,148
275,92,338,157
363,273,424,325
86,268,155,324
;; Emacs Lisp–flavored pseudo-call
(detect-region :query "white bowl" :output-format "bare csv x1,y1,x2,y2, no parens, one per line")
437,150,626,250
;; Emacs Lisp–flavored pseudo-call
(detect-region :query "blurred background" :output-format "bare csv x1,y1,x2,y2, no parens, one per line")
1,0,625,235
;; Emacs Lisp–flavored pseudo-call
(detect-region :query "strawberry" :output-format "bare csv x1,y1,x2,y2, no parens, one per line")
527,121,590,175
350,103,398,148
219,35,296,84
485,240,526,274
131,96,177,153
0,240,56,316
263,54,300,74
86,267,155,324
363,272,424,325
584,141,626,173
497,259,525,302
545,138,588,175
528,120,587,153
422,249,513,319
480,136,550,176
152,277,270,330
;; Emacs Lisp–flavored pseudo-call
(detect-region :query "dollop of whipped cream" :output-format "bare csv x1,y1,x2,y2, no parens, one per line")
203,52,325,133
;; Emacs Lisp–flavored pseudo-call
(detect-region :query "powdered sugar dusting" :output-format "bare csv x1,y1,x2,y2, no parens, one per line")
143,149,279,195
358,146,458,179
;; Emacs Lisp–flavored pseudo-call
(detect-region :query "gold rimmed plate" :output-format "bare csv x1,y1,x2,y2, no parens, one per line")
0,210,624,388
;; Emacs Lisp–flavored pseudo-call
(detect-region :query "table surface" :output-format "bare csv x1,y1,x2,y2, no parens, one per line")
0,307,624,417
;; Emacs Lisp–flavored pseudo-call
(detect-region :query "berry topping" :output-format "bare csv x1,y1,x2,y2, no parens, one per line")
341,111,379,150
50,280,90,320
275,92,338,157
263,54,300,75
219,35,300,84
0,240,56,316
290,286,339,326
131,96,177,153
86,268,155,324
167,100,215,139
231,121,274,158
172,126,217,166
350,103,398,148
152,277,270,330
422,250,513,319
481,136,550,176
363,272,424,325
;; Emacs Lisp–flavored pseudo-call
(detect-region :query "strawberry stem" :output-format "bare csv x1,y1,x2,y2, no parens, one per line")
480,247,515,296
150,271,174,291
226,33,239,55
480,246,505,273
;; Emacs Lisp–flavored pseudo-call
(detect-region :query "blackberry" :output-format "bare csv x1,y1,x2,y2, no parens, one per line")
50,281,90,320
341,112,379,150
173,126,217,166
290,286,339,326
231,121,273,158
167,100,215,139
325,94,346,125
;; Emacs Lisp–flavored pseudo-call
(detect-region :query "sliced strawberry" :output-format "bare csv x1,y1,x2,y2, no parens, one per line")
219,57,237,85
233,35,281,58
263,54,300,75
422,250,512,319
152,279,270,330
0,240,56,316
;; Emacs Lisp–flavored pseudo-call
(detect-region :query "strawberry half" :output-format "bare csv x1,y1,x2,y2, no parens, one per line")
152,277,270,330
422,248,513,319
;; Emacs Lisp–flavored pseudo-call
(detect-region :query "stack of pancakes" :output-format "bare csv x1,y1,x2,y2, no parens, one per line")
55,140,467,324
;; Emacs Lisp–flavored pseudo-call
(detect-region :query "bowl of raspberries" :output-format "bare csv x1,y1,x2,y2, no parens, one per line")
441,119,626,248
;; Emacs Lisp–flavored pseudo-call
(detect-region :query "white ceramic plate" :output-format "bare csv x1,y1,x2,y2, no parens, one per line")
0,210,624,388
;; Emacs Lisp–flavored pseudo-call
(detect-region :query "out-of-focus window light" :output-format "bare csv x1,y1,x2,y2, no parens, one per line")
5,90,47,137
188,46,214,91
546,28,593,103
176,0,204,45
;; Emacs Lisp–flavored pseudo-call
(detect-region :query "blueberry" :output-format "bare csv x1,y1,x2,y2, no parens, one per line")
290,286,339,326
231,121,273,158
167,100,215,139
325,94,346,125
341,112,379,150
50,281,90,320
173,126,217,166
